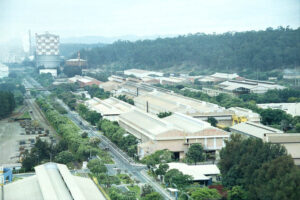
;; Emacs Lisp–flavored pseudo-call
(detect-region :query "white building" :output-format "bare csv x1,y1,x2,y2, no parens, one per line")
166,162,220,182
39,69,57,77
0,63,9,79
257,103,300,117
124,69,163,78
85,97,134,121
230,121,283,139
219,79,286,94
211,73,239,80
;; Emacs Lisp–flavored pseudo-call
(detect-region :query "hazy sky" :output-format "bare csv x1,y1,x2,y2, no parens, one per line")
0,0,299,42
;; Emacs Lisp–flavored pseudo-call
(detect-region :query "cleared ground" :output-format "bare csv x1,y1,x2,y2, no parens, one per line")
0,119,36,165
0,98,57,165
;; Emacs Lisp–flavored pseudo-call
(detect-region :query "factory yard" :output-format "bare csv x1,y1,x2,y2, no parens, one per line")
0,98,57,166
0,119,33,165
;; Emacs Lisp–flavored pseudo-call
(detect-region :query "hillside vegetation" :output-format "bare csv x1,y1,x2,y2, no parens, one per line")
77,27,299,74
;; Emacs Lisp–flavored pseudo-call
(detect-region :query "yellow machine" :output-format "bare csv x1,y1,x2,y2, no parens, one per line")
232,115,248,126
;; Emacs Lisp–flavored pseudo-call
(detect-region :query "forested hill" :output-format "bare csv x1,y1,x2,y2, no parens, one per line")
77,27,300,72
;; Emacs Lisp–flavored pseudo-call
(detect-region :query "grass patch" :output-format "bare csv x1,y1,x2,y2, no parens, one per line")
127,185,141,199
117,174,134,184
19,111,31,119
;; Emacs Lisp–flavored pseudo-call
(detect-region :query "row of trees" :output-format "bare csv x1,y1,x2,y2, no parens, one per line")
117,95,134,105
84,85,110,99
21,138,75,171
77,104,102,125
77,27,299,73
0,91,15,119
98,119,138,158
219,134,300,200
35,98,112,164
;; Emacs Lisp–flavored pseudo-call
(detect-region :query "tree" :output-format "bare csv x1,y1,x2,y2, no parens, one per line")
164,169,192,189
155,163,169,181
55,151,75,164
86,111,102,125
219,134,287,189
141,192,164,200
157,112,172,118
81,132,88,138
186,144,204,164
141,184,154,197
207,117,218,127
295,123,300,132
190,187,221,200
141,150,173,170
89,137,101,147
249,155,300,200
87,159,107,174
227,186,247,200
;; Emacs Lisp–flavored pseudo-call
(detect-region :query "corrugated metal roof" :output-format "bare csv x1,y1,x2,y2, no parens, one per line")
230,122,283,139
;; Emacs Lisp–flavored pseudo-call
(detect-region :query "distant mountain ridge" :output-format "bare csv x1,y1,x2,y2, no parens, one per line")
61,34,177,44
75,27,300,75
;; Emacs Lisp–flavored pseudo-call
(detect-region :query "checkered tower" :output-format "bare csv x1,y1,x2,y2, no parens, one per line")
35,32,60,69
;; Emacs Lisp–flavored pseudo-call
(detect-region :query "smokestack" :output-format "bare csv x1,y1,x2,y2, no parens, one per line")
146,101,149,113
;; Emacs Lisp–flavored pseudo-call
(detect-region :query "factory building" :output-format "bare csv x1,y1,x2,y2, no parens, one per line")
0,162,105,200
133,91,234,126
118,110,229,159
124,69,163,78
230,122,300,165
85,97,134,121
35,32,60,69
68,75,102,87
218,79,286,94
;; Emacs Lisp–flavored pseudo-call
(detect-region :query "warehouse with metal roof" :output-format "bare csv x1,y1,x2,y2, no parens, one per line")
0,162,106,200
133,91,233,126
85,97,134,121
230,121,283,139
218,79,286,94
118,109,229,159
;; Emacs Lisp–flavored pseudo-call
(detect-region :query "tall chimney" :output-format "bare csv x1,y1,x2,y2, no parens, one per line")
146,101,149,113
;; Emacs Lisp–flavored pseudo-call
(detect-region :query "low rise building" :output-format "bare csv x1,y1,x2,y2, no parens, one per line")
283,69,300,80
85,97,134,121
134,91,233,126
210,73,239,80
228,107,261,124
230,122,300,166
39,68,57,77
166,162,220,184
108,75,126,83
264,133,300,165
158,77,188,85
118,110,229,159
219,79,286,94
0,162,105,200
99,81,123,92
230,121,283,139
69,75,102,87
257,103,300,117
124,69,163,78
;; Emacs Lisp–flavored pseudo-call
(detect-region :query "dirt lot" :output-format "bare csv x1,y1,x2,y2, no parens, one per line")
0,119,36,165
0,98,58,165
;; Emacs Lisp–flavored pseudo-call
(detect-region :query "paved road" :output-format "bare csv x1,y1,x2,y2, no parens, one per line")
25,77,174,200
